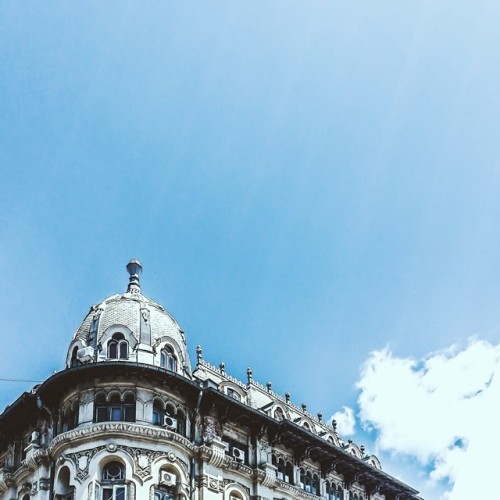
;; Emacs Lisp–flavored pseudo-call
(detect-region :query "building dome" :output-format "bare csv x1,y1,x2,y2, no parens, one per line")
65,259,192,377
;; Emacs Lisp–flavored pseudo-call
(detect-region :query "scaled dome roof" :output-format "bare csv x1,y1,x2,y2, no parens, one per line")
66,260,192,376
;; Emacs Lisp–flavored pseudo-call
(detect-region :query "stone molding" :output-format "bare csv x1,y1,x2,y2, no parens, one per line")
273,478,323,500
50,422,196,456
197,359,248,391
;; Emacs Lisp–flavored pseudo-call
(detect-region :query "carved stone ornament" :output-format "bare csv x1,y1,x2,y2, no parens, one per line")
141,307,150,322
66,446,106,482
257,463,277,488
50,422,196,457
0,470,14,492
206,474,223,492
39,477,51,491
207,439,227,468
106,441,118,452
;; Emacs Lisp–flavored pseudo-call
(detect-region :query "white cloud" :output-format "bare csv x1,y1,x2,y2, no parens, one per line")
330,406,356,436
355,339,500,495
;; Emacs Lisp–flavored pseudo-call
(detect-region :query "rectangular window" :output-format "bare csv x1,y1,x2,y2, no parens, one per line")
96,406,108,422
153,410,162,426
115,488,126,500
102,486,126,500
124,405,135,422
110,406,122,421
154,490,173,500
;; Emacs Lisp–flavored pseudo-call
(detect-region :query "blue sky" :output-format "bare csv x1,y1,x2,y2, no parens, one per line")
1,2,500,497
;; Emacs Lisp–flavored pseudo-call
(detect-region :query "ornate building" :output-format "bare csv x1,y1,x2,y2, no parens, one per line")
0,261,420,500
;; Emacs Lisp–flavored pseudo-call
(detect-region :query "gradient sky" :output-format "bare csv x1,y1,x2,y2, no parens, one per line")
1,2,500,498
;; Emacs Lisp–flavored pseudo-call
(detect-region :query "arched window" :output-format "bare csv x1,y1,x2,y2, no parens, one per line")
95,393,135,423
107,333,128,360
155,469,177,500
274,407,285,421
285,461,294,484
302,421,311,431
227,388,241,401
312,473,320,495
299,469,318,494
70,346,79,368
272,455,293,484
155,486,174,500
326,482,335,500
160,346,177,372
55,465,75,500
176,409,186,436
102,461,126,500
228,490,244,500
61,402,78,432
299,468,306,489
327,483,344,500
152,401,186,436
153,399,165,426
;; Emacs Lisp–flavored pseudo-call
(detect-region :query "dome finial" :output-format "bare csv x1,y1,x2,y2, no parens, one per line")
126,259,143,293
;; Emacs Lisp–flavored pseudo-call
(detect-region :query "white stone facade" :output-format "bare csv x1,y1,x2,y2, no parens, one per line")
0,261,420,500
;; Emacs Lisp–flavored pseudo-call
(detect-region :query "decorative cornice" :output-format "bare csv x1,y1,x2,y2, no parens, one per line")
274,478,323,500
50,422,196,457
197,359,248,391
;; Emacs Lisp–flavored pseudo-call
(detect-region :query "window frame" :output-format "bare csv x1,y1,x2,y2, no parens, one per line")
160,345,177,372
101,462,127,500
95,394,136,423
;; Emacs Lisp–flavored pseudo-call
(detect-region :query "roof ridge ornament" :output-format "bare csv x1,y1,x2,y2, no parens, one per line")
126,259,143,293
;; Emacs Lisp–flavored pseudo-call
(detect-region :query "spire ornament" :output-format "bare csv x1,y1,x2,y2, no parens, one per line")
126,259,143,293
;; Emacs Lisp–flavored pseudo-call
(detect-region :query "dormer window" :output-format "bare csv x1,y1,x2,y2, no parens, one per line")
227,388,241,401
107,333,128,360
160,346,177,372
274,408,285,421
70,346,79,368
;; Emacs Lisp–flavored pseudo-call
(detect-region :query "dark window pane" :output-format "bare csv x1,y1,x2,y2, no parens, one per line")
124,405,135,422
109,342,117,359
102,489,113,500
119,342,128,359
96,406,108,422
